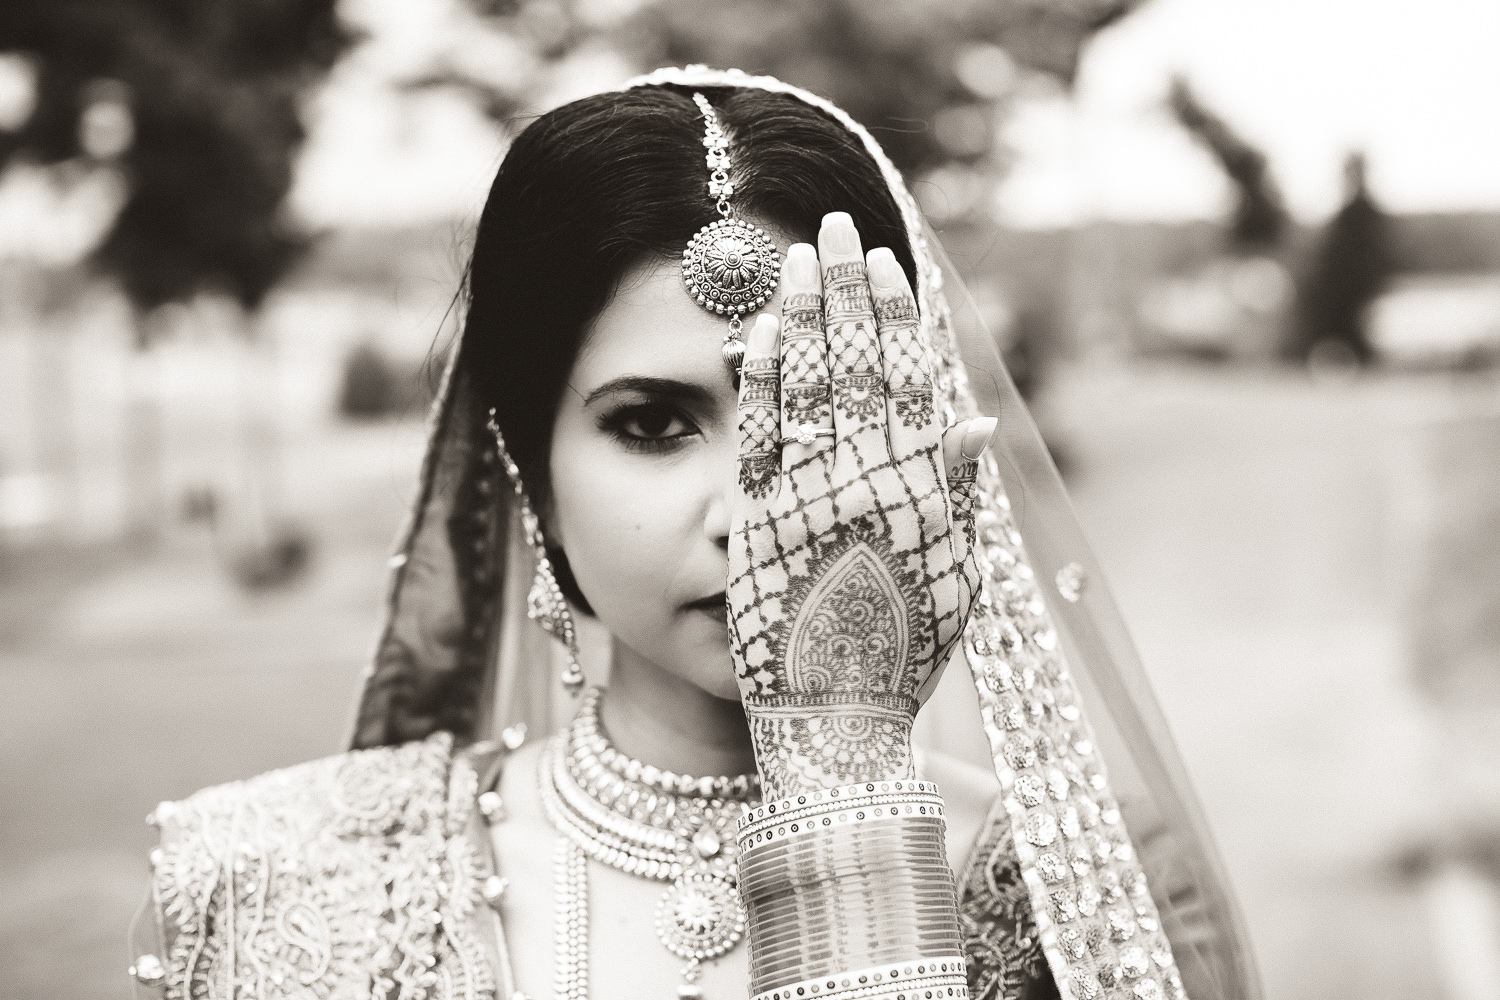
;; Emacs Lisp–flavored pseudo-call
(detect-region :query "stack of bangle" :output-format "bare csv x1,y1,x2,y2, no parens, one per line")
736,779,969,1000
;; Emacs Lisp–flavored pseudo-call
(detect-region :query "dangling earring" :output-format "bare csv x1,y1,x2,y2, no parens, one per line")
487,408,585,694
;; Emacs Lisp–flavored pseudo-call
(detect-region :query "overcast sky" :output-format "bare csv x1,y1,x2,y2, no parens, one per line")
997,0,1500,227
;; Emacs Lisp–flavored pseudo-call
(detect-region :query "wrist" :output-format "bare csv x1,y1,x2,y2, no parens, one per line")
743,695,917,800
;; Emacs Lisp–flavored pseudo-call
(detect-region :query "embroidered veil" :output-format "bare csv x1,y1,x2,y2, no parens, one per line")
345,66,1261,1000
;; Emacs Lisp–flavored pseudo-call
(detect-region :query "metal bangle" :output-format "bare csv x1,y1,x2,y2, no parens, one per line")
739,779,942,824
738,817,949,867
737,802,964,995
750,956,969,1000
738,817,950,887
738,780,943,840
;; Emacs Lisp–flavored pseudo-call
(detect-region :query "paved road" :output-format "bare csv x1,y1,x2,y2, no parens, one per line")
1051,364,1500,999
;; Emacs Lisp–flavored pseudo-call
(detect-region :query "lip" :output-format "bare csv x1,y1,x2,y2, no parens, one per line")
683,592,727,613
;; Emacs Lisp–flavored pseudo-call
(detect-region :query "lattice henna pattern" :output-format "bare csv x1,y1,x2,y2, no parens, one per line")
824,263,884,425
780,292,832,431
738,357,780,499
875,291,936,429
949,461,980,541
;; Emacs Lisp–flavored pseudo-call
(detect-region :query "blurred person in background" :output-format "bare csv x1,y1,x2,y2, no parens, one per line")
128,69,1257,1000
1292,151,1394,366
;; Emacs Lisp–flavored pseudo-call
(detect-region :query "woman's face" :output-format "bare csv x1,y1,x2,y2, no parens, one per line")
547,250,785,700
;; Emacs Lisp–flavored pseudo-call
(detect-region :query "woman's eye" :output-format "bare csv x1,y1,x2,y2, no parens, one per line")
601,403,699,451
627,407,682,438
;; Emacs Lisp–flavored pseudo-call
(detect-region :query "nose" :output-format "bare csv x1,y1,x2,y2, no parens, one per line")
704,441,734,551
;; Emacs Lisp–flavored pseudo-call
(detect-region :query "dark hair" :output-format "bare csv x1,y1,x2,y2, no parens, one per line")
459,84,916,609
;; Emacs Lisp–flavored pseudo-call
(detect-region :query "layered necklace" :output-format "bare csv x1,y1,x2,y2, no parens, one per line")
539,688,761,1000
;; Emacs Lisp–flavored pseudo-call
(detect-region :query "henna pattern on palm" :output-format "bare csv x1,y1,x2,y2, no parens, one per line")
729,250,984,797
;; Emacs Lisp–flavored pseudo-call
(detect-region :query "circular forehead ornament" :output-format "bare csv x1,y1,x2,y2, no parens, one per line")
683,93,779,373
682,221,779,316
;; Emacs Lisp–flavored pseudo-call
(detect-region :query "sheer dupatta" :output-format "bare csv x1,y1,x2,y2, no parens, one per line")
346,66,1261,1000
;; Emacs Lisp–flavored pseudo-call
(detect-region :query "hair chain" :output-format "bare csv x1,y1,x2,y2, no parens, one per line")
681,92,780,374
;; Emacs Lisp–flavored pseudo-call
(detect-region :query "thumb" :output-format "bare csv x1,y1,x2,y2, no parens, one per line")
941,416,998,477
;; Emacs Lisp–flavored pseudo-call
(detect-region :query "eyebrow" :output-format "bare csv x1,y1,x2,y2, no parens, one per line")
581,375,717,408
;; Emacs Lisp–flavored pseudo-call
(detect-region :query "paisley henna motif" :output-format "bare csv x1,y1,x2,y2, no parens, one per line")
786,536,912,691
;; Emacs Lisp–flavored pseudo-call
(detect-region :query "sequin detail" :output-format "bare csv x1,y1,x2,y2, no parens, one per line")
957,480,1183,1000
1056,563,1087,603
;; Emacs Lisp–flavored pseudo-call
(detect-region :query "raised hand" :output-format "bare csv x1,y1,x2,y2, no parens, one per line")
727,212,992,800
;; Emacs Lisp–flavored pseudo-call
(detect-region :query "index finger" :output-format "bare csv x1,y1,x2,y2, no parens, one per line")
736,313,781,502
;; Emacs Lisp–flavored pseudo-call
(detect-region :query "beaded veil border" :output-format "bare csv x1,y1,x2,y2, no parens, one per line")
346,66,1260,1000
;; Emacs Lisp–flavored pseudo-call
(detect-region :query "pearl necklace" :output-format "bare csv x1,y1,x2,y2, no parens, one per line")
539,688,761,1000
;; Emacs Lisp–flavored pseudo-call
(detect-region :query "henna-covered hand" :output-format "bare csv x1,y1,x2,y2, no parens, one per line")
727,212,993,800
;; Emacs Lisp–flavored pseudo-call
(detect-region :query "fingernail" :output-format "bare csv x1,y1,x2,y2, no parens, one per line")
822,212,856,255
749,313,778,352
960,417,998,461
866,247,903,290
785,243,817,285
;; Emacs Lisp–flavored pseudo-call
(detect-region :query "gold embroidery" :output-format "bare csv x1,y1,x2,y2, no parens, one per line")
148,734,493,1000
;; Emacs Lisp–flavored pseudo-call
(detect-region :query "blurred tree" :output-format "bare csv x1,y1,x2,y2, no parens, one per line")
1,0,352,554
426,0,1145,177
0,0,353,324
1168,76,1288,255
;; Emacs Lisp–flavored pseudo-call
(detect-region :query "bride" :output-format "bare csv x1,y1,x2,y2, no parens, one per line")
127,67,1258,1000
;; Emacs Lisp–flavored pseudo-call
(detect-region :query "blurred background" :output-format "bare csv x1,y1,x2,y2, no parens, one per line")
2,0,1499,997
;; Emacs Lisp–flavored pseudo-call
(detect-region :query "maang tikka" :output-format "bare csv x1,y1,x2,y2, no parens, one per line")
487,408,585,694
681,92,780,373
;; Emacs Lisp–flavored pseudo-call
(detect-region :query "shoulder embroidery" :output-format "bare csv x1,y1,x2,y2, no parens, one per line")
147,734,491,1000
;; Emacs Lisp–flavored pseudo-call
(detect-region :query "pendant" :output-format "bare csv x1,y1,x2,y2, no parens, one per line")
682,220,780,318
682,219,780,374
677,958,704,1000
654,870,745,963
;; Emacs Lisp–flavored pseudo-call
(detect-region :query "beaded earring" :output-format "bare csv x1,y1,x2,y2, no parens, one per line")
486,408,585,694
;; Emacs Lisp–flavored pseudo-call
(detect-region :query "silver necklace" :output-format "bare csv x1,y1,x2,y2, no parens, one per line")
539,688,760,1000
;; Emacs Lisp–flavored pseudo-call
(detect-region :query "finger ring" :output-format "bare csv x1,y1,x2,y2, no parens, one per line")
793,423,835,446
